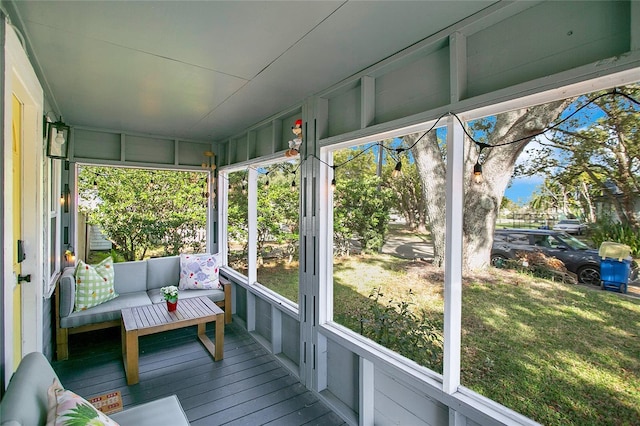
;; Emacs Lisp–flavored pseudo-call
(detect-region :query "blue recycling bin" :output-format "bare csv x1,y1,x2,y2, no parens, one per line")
600,258,632,293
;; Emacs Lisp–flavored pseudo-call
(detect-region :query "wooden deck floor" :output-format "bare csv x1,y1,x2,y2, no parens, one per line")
52,322,346,425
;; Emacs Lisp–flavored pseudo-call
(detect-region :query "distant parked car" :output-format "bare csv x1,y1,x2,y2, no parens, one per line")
552,219,589,235
491,228,601,285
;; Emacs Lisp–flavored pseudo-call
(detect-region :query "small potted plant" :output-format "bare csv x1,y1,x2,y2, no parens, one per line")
160,285,179,312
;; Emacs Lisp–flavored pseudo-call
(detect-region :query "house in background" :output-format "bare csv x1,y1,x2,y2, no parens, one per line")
594,180,640,225
2,1,639,424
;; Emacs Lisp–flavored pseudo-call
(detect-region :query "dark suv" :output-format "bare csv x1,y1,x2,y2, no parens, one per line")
491,229,601,285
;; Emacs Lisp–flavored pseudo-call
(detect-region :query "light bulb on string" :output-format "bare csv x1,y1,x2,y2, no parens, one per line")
472,141,489,185
473,162,483,184
392,160,402,178
330,165,337,189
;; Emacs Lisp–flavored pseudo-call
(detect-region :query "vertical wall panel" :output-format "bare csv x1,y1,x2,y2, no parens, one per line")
467,1,630,97
125,135,174,164
327,82,361,137
374,47,450,124
235,286,247,323
232,135,248,164
255,124,274,157
374,369,447,426
326,339,359,412
73,129,121,160
178,141,210,167
247,131,257,160
282,314,301,367
255,298,272,343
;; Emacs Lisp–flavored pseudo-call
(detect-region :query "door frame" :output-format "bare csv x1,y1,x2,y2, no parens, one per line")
3,22,44,382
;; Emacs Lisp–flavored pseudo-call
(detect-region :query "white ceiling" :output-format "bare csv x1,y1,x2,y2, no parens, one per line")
6,1,496,142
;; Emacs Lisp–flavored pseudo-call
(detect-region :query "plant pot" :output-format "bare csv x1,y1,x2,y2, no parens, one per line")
167,299,178,312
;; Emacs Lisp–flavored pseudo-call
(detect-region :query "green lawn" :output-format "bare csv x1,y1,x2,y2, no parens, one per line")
258,255,640,426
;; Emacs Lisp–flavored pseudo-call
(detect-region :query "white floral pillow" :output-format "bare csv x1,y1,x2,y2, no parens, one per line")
46,378,119,426
179,253,222,290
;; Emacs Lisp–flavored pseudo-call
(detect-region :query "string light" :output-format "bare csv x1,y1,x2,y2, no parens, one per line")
289,169,297,191
330,166,337,189
473,162,483,184
460,89,640,184
392,160,403,178
224,90,639,189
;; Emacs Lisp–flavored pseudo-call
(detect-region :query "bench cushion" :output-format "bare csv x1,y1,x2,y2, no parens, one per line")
0,352,58,426
113,261,148,293
147,288,225,304
60,293,152,329
59,268,77,318
146,256,180,290
109,395,189,426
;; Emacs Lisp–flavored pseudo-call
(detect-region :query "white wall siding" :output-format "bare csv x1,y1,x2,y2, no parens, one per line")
72,127,213,169
326,339,359,413
466,1,631,98
374,367,448,426
281,313,300,367
254,297,272,343
373,46,450,125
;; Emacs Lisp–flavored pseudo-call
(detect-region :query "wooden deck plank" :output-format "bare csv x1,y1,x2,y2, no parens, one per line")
227,392,329,426
187,374,301,422
52,322,345,426
191,381,311,425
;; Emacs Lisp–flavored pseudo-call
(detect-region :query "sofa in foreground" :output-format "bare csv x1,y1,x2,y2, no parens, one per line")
0,351,190,426
56,254,231,360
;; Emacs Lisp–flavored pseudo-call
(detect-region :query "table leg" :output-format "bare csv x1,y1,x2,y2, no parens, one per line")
124,328,139,385
197,319,224,361
214,312,224,361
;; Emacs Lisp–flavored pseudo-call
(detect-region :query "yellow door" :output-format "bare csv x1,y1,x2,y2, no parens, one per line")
12,94,23,366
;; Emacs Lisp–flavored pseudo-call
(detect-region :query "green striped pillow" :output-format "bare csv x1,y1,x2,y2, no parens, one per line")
74,257,118,311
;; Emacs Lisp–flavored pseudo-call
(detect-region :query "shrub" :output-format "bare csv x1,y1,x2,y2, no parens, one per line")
590,220,640,257
358,288,443,371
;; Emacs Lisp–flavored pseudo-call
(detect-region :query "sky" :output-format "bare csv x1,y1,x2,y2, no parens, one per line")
504,137,546,204
505,177,542,204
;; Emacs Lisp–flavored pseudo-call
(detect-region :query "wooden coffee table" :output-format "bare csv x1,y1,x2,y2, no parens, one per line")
121,296,224,385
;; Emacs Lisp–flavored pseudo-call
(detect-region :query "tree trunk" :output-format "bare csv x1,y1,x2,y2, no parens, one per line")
411,132,447,266
580,180,596,223
412,100,572,270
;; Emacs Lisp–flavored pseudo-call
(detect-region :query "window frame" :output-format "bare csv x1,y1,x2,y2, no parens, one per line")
45,158,62,298
219,158,301,310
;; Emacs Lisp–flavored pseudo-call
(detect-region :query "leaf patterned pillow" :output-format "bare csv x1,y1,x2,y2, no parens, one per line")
46,378,119,426
179,253,222,290
74,257,118,312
